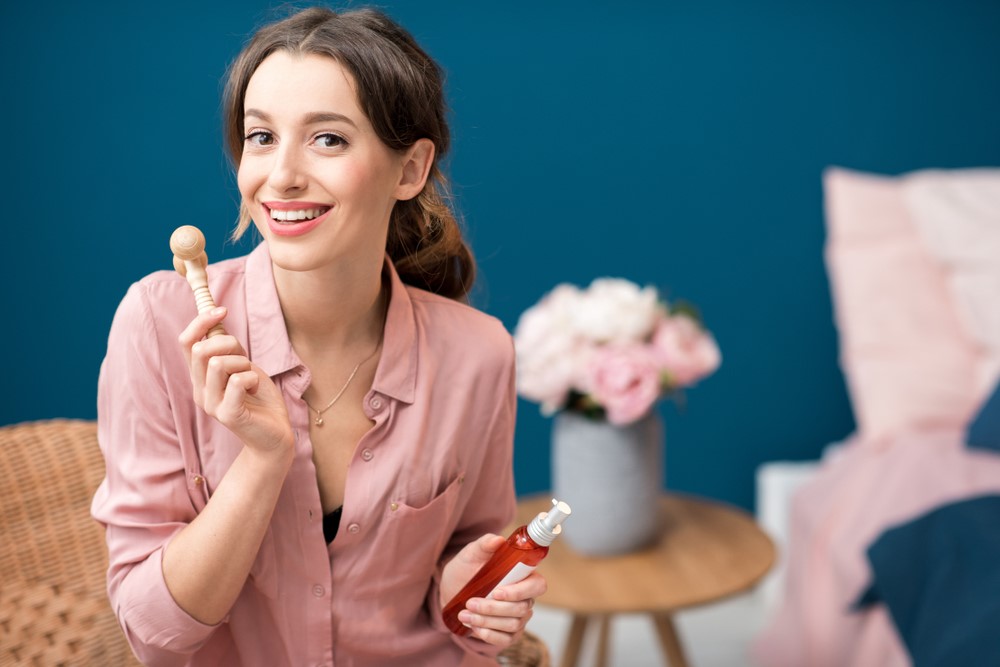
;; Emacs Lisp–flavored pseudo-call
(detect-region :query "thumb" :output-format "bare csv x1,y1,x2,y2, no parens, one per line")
468,533,506,562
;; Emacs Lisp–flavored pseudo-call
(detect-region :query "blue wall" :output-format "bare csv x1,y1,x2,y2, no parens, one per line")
3,1,998,511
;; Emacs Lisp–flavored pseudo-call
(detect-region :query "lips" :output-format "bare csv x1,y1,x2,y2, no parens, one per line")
263,201,332,237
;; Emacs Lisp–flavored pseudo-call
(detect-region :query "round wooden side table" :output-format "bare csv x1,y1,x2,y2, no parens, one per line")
513,493,775,667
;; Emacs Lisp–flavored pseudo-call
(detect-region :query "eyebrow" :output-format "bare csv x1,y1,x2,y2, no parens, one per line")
244,108,358,129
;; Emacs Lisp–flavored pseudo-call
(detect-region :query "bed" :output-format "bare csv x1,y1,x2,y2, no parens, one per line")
752,166,1000,667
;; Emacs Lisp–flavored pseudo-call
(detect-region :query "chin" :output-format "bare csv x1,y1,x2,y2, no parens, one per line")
267,246,328,273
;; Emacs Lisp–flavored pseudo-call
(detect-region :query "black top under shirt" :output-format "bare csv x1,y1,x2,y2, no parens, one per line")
323,507,343,544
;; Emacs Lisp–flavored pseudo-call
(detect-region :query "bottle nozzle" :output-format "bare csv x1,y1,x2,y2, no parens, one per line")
527,498,572,547
542,498,572,532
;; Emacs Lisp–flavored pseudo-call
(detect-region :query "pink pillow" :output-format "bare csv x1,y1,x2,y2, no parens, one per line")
823,167,981,439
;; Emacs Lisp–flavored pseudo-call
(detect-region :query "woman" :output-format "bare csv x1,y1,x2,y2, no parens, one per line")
92,7,543,666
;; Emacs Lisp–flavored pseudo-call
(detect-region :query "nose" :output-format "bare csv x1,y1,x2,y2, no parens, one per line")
267,143,308,193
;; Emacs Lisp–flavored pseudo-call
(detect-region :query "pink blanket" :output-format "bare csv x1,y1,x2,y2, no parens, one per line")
753,430,1000,666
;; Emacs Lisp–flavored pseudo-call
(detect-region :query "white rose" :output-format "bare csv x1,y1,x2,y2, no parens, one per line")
572,278,661,344
513,284,581,353
513,285,586,409
517,337,596,414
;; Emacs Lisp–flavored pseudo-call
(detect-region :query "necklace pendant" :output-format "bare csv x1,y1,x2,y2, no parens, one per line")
314,417,324,427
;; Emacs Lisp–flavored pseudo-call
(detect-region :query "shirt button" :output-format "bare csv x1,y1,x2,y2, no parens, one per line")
347,523,360,534
361,448,374,461
312,584,325,597
390,502,399,512
370,396,383,410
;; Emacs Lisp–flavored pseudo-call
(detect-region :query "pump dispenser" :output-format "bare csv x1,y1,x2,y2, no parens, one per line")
443,499,572,636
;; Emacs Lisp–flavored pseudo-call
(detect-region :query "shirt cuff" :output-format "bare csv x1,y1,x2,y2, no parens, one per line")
115,544,222,658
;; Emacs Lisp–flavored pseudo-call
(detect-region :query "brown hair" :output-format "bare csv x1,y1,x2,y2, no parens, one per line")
223,6,475,300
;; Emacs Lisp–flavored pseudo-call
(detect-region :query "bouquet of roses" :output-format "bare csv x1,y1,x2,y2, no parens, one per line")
513,278,721,426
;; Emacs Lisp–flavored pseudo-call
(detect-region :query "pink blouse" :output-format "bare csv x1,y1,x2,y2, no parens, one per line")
91,242,517,666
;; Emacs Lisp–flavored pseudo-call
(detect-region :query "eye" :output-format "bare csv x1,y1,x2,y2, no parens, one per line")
244,129,274,146
314,133,347,149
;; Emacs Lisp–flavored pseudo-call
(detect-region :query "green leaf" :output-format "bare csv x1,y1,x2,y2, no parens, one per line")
669,300,704,324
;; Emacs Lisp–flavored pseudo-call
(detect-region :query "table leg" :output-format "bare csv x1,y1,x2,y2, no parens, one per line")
594,614,612,667
652,613,689,667
560,614,589,667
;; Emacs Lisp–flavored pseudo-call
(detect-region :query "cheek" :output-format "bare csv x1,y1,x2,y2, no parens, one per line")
236,162,268,235
236,162,255,199
332,157,398,207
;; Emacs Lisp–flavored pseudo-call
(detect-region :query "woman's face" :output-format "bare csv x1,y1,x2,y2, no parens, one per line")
237,51,409,273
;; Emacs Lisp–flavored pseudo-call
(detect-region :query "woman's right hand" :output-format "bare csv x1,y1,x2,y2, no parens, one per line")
179,306,294,458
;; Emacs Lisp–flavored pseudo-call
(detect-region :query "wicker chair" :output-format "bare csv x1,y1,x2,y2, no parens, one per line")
0,419,140,666
0,419,548,667
499,631,551,667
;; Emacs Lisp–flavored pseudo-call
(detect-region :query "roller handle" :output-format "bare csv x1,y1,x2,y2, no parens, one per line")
170,225,225,338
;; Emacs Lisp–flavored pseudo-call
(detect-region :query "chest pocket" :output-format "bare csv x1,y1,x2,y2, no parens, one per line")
365,472,466,597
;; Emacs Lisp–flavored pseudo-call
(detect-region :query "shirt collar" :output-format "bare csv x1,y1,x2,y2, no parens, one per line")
372,256,418,404
244,242,417,404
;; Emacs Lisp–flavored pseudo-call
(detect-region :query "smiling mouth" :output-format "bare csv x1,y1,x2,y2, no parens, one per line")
267,206,331,223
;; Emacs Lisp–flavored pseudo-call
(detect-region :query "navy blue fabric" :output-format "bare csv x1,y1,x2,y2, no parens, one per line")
854,495,1000,667
967,380,1000,454
323,506,343,544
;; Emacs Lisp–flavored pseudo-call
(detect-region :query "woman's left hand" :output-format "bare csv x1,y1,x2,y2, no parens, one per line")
440,534,548,648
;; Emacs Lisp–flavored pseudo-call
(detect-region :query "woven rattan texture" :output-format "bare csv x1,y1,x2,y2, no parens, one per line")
499,630,551,667
0,419,139,666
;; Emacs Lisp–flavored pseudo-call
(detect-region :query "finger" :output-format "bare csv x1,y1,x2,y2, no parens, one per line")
467,534,506,562
178,307,229,362
188,332,246,367
185,334,247,406
461,603,524,636
467,621,523,648
467,595,535,621
491,572,547,602
217,369,260,422
202,356,254,413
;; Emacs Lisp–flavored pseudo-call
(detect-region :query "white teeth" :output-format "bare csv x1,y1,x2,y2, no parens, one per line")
270,207,327,222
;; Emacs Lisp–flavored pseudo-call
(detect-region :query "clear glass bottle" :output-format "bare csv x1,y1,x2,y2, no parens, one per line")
443,499,572,636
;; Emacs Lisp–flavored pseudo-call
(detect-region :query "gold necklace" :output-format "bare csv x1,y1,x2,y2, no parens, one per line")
303,342,381,426
303,294,387,427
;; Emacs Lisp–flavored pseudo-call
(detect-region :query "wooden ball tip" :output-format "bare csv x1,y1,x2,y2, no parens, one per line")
170,225,206,260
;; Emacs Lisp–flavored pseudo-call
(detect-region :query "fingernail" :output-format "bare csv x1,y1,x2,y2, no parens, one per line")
212,307,226,316
458,611,473,624
466,599,480,612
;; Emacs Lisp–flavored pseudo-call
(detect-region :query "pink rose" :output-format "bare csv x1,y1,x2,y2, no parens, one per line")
585,344,662,425
651,314,721,387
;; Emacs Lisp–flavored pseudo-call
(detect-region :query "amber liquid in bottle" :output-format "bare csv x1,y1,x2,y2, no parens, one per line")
442,526,548,636
442,499,571,637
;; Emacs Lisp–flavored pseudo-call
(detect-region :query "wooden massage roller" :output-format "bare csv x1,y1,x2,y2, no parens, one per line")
170,225,225,338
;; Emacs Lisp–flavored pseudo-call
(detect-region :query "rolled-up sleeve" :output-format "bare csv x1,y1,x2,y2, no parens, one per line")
91,282,220,664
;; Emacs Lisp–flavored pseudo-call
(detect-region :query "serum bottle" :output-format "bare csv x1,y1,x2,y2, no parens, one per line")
443,498,572,636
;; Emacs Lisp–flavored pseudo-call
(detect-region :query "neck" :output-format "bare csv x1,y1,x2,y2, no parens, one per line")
272,254,386,357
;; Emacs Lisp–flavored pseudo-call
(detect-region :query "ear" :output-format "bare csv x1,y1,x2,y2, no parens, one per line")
394,138,435,201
